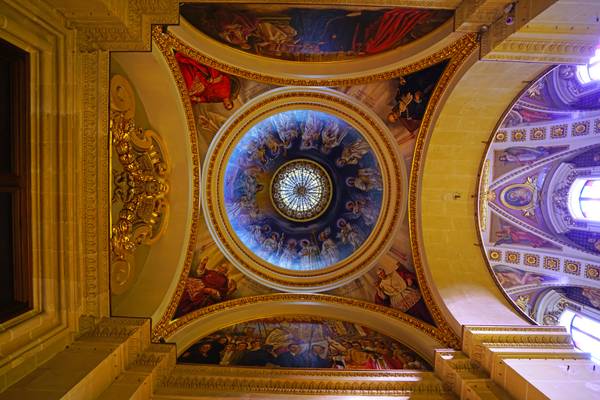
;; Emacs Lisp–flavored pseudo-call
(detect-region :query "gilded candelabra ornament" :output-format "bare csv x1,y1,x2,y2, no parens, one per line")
110,75,170,295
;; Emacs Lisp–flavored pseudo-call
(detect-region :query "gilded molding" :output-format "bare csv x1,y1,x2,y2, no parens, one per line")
157,365,446,396
153,27,476,87
202,89,403,290
153,293,449,346
171,363,429,378
483,38,596,64
478,159,491,232
149,31,203,344
408,33,479,346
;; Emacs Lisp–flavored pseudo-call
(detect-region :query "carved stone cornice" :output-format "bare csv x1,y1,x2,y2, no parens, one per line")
434,325,594,399
45,0,179,51
479,0,600,63
156,365,448,397
455,0,513,32
461,325,583,381
434,349,510,400
83,317,149,340
79,50,111,318
483,36,597,63
463,325,573,360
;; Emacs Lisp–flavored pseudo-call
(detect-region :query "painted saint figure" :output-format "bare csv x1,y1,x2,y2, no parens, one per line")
175,258,237,318
321,119,348,154
319,228,339,265
494,224,550,248
387,75,433,132
498,146,551,165
261,232,280,254
272,112,299,148
336,139,370,167
300,111,323,150
299,239,321,269
374,267,430,321
175,53,238,110
346,168,383,191
345,197,378,226
336,218,364,250
503,186,534,208
279,239,298,268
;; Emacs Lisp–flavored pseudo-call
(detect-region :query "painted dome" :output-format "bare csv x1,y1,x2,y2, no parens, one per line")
202,88,404,292
223,109,383,271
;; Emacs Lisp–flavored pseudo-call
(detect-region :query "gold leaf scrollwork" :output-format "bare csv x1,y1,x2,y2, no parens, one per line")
110,74,170,295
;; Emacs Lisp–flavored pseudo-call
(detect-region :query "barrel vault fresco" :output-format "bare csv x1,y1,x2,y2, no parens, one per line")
180,3,452,62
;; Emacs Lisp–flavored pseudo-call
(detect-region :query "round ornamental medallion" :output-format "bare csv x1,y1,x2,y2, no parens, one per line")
270,159,332,222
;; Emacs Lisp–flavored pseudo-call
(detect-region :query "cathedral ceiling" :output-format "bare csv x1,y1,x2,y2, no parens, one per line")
110,1,484,371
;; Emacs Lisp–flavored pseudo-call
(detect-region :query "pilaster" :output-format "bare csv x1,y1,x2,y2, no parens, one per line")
0,318,162,400
435,325,598,400
480,0,599,63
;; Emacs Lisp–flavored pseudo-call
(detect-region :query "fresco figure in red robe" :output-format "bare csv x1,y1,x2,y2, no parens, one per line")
174,257,237,318
175,52,237,110
362,9,432,55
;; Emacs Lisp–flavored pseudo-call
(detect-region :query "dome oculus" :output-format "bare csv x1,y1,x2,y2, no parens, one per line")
271,159,332,222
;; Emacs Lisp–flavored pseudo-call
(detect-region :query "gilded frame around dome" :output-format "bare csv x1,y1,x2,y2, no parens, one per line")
202,87,406,292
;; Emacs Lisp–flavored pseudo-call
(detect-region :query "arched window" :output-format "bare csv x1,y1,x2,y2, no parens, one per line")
559,309,600,363
577,48,600,84
568,178,600,222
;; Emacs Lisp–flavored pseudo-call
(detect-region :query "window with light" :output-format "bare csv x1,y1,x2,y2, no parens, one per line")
560,309,600,363
568,178,600,222
577,48,600,84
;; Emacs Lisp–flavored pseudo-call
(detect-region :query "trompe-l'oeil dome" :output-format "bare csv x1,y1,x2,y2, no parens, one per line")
202,88,404,292
223,109,383,272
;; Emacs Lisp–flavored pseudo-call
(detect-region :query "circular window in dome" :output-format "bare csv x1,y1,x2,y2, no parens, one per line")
271,159,332,222
203,88,405,291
